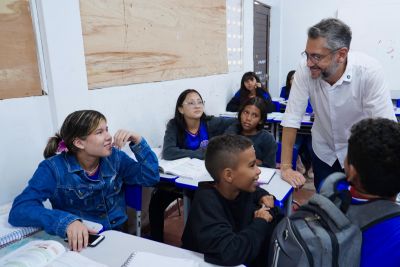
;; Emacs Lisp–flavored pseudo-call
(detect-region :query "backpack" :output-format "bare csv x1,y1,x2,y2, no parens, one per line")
268,172,400,267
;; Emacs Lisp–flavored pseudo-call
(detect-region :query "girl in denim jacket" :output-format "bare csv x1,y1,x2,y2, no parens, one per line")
9,110,159,251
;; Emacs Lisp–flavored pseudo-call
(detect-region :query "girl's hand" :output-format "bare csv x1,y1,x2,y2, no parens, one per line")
66,220,89,252
256,82,262,88
113,130,142,149
260,195,275,208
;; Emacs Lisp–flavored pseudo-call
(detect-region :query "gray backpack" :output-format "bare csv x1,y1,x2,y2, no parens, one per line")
268,172,400,267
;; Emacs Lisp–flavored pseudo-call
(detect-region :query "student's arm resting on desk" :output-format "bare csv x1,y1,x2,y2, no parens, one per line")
9,160,81,238
162,120,205,160
280,127,306,188
182,187,272,266
119,137,160,186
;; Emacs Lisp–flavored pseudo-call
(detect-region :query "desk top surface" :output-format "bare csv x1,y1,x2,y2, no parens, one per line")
0,230,230,267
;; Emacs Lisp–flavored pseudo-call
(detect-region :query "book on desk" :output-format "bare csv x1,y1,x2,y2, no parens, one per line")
0,203,41,249
159,158,275,185
158,158,213,182
0,239,106,267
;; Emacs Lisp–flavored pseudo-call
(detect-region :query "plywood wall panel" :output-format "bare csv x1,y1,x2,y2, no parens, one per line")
0,0,41,99
80,0,227,89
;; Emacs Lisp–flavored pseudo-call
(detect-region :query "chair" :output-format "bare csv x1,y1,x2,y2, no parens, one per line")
272,100,281,112
124,185,142,237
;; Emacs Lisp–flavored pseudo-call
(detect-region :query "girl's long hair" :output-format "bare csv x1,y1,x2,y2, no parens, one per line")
238,97,267,132
173,89,207,148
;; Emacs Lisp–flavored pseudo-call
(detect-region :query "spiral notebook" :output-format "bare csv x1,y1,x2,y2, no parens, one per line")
121,251,199,267
0,204,41,249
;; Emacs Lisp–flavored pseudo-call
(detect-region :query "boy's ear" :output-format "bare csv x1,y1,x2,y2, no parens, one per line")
221,168,233,183
346,163,359,185
73,138,84,150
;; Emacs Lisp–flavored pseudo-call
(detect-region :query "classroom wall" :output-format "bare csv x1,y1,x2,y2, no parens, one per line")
3,0,391,205
279,0,339,87
0,0,283,205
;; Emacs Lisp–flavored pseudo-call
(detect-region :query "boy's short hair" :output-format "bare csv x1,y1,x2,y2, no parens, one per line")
348,118,400,198
205,134,253,183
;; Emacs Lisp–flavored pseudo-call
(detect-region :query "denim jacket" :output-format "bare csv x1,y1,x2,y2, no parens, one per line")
9,138,159,238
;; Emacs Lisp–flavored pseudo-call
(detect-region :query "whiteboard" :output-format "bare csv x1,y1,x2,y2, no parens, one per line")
338,2,400,94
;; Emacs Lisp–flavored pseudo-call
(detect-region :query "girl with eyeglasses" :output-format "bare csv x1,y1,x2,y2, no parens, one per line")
149,89,235,242
225,97,277,168
226,71,275,113
8,110,159,252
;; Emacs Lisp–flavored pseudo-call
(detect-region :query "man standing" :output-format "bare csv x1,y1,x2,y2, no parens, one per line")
280,18,396,190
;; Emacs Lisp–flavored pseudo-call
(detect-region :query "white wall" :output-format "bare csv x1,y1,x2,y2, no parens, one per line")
3,0,388,205
279,0,339,89
0,0,258,205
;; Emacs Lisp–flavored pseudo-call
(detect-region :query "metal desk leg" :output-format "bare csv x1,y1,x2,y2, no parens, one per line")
136,210,141,237
183,190,191,225
285,192,293,216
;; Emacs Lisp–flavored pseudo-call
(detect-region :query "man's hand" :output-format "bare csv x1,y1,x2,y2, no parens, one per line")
281,167,306,188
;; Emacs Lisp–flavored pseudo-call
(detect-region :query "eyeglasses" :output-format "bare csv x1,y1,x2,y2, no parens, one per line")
301,48,340,64
183,100,205,107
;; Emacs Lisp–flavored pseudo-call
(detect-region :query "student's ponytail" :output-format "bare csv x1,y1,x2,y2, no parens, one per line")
43,133,62,159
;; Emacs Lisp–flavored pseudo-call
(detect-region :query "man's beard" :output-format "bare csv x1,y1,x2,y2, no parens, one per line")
321,60,340,81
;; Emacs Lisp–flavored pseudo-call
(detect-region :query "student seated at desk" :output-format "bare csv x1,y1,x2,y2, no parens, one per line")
182,135,280,267
342,118,400,267
149,89,235,242
8,110,159,252
225,97,277,168
226,71,275,113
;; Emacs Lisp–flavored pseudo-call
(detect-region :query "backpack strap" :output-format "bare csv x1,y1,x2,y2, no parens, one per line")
346,200,400,231
318,172,346,197
319,172,352,213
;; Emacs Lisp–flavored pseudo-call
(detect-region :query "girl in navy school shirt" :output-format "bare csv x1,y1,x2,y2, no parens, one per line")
226,71,275,113
149,89,235,242
225,97,277,168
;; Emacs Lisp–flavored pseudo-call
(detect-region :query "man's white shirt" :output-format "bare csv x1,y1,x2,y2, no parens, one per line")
281,51,396,167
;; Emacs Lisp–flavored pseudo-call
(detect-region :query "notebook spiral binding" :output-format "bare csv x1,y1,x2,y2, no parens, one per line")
121,251,137,267
0,226,41,249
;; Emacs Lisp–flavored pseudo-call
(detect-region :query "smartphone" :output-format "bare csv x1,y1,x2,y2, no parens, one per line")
88,233,105,247
64,233,105,247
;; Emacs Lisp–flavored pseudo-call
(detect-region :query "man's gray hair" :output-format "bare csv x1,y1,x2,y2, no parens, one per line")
308,18,352,50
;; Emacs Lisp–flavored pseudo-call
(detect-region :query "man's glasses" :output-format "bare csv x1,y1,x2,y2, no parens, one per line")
183,100,205,107
301,48,340,64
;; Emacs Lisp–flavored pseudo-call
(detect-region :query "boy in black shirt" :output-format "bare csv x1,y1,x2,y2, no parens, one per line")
182,134,277,267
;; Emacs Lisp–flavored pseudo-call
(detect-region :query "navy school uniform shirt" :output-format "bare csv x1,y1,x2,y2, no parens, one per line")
225,122,277,168
226,87,276,113
8,138,159,238
162,116,236,160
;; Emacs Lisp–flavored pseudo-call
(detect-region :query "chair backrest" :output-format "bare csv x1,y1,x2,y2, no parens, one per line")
275,142,298,169
124,184,142,211
272,100,281,112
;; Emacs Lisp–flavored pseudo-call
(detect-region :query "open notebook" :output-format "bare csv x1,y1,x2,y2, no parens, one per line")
0,240,106,267
158,158,213,182
121,251,199,267
0,203,40,249
258,167,276,184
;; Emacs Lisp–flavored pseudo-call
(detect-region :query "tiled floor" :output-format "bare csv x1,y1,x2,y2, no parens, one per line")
162,177,316,247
